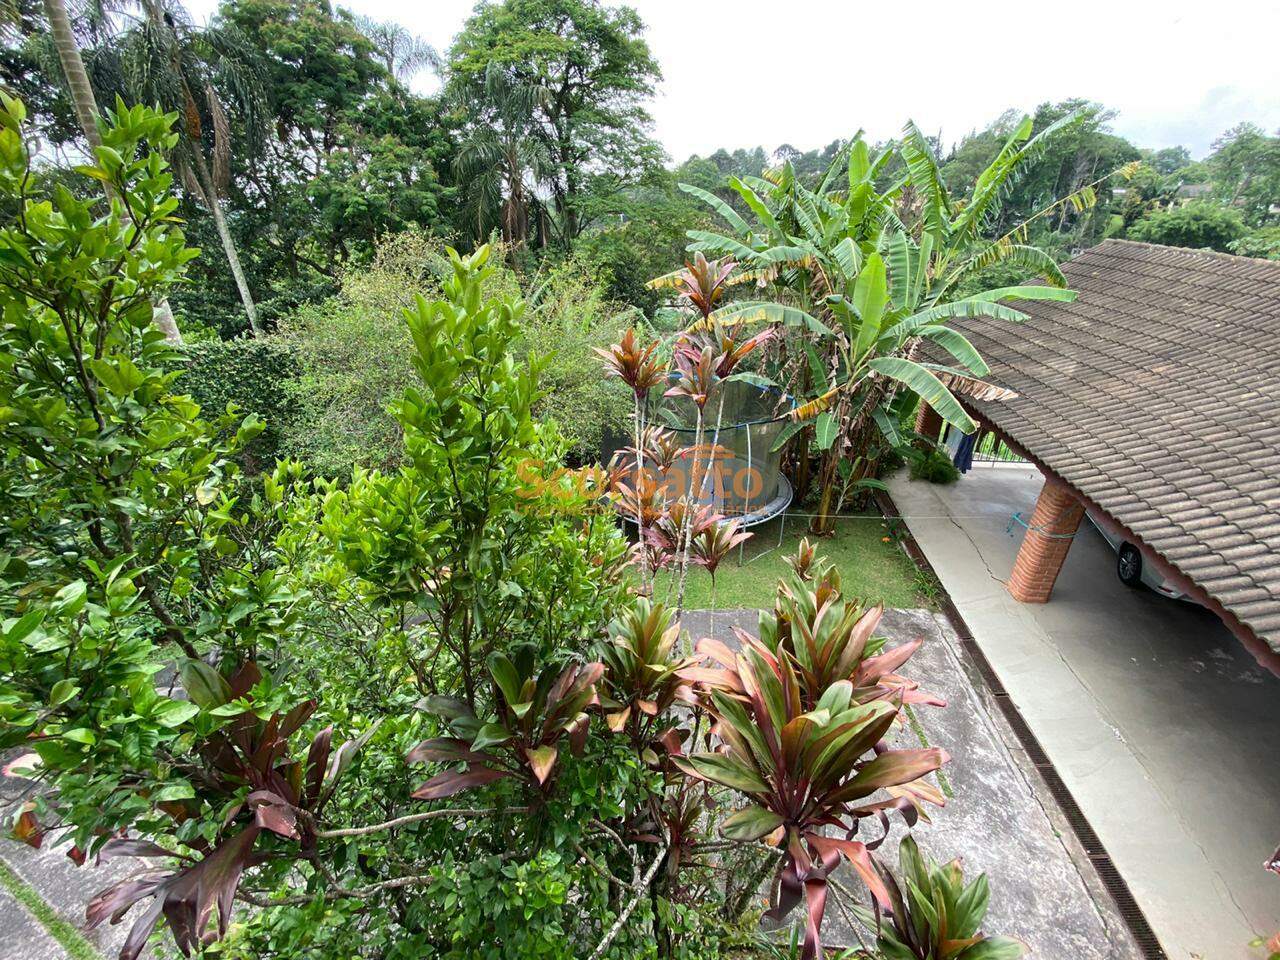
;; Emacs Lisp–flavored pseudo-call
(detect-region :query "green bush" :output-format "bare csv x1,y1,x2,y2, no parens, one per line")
522,256,632,464
1127,200,1246,252
909,447,962,484
183,337,299,472
280,232,630,476
1230,226,1280,260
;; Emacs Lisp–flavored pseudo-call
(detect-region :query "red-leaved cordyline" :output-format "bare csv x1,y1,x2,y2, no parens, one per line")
596,329,667,588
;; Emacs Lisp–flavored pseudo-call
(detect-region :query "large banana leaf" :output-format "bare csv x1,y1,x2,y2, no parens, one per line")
851,252,889,360
900,121,952,241
677,181,751,235
727,175,782,237
914,325,989,376
880,298,1029,344
703,300,833,336
964,285,1077,304
868,356,975,432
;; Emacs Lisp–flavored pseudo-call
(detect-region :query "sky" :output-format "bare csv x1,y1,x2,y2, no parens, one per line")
183,0,1280,161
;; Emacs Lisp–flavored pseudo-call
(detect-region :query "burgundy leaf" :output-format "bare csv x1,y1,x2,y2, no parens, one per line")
99,838,179,862
304,725,333,808
86,874,166,929
226,661,262,699
411,765,509,800
406,737,495,765
277,700,317,740
248,790,298,839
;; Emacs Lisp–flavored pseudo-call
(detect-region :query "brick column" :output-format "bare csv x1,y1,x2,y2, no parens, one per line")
1007,478,1085,603
914,402,943,443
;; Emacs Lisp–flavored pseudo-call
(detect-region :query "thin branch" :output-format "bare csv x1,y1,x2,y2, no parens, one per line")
316,806,527,840
236,873,435,907
586,842,667,960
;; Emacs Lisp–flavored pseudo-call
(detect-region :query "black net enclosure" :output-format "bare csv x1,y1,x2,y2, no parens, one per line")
620,377,796,527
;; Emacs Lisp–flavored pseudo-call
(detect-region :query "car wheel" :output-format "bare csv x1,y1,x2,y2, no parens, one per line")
1117,543,1143,588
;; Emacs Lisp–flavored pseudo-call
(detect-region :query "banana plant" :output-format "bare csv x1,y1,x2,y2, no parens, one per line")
852,835,1026,960
410,649,602,798
669,121,1096,533
674,638,948,960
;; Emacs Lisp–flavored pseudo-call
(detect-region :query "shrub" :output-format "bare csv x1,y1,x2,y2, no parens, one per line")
910,447,962,484
1230,226,1280,260
183,336,299,472
1127,200,1246,252
522,255,633,463
281,233,629,475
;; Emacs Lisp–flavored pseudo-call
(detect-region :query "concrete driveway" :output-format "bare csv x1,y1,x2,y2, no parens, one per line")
888,463,1280,960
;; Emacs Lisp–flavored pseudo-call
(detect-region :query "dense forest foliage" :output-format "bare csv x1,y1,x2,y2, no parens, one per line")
3,3,1278,959
6,0,1277,345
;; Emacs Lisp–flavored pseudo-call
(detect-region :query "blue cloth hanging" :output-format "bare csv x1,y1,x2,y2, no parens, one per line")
953,430,978,473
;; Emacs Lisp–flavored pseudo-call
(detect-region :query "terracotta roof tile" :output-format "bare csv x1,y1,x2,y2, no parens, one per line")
936,240,1280,653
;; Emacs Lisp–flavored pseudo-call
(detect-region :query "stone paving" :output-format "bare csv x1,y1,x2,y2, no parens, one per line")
684,606,1140,959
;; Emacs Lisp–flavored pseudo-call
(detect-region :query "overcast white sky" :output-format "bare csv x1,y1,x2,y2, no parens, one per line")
184,0,1280,161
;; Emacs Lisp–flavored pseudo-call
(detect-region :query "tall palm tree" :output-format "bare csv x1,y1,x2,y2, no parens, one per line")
115,0,266,334
354,16,440,83
38,0,184,343
453,62,552,247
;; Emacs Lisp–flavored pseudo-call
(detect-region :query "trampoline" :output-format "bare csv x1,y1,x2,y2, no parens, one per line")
615,378,796,535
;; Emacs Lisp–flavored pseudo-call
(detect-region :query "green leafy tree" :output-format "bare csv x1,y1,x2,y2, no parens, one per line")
0,98,322,957
453,61,553,246
1147,144,1191,175
108,0,269,332
1207,123,1280,226
1230,226,1280,260
1128,200,1247,252
202,0,458,324
448,0,663,245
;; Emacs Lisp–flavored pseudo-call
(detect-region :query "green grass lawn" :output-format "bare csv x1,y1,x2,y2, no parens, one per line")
652,510,929,610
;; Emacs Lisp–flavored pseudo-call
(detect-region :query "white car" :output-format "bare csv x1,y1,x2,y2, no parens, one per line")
1086,510,1187,599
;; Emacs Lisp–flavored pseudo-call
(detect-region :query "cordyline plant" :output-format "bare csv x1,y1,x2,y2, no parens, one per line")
597,598,694,759
674,635,948,960
755,545,945,710
83,662,375,960
596,329,665,588
852,835,1026,960
410,649,602,798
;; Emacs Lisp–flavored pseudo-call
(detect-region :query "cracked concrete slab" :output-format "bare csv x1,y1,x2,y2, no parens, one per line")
888,463,1280,960
685,605,1140,958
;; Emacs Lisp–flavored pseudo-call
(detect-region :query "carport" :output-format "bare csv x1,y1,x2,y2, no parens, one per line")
916,239,1280,674
887,464,1280,959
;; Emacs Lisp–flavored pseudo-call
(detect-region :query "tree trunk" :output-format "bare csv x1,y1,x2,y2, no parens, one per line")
189,148,261,335
44,0,183,344
43,0,100,150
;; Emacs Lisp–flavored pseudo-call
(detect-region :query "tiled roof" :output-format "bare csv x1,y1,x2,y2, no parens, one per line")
942,240,1280,654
